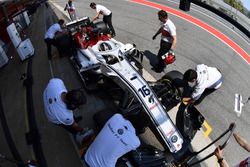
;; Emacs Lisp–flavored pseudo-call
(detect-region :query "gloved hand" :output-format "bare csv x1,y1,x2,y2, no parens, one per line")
152,34,157,40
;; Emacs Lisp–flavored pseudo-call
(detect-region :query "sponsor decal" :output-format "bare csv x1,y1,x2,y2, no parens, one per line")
171,135,178,143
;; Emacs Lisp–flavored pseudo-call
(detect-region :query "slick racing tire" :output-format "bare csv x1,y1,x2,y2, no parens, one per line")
154,70,184,111
176,104,204,140
128,145,171,167
161,70,186,97
162,70,183,81
94,21,109,34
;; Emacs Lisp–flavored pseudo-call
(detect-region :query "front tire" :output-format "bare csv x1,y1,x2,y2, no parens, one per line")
162,70,183,81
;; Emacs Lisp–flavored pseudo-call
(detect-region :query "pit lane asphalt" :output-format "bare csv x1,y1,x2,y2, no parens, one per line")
54,0,250,165
0,0,249,166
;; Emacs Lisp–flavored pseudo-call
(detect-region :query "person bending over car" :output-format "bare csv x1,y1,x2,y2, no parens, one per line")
44,19,67,59
152,10,177,73
84,113,140,167
43,78,87,134
182,64,222,104
90,2,116,37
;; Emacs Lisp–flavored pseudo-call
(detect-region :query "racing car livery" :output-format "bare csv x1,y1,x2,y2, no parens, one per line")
65,17,184,153
62,17,237,167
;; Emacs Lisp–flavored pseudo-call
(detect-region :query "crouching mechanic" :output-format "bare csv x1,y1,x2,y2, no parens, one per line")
43,78,87,134
182,64,222,104
84,113,141,167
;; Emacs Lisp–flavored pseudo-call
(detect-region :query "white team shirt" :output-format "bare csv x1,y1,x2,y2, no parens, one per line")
44,23,62,39
96,4,111,16
192,64,222,100
161,19,176,43
43,78,74,125
85,114,140,167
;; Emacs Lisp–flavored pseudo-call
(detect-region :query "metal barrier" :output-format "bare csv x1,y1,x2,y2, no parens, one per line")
192,0,250,39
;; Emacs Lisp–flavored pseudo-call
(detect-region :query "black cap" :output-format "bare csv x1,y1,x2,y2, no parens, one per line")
183,69,197,82
90,2,96,8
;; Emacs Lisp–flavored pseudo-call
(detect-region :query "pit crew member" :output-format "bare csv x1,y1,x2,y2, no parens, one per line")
84,113,140,167
90,2,116,37
64,0,77,21
44,19,66,59
214,133,250,167
182,64,222,103
152,10,177,72
43,78,87,134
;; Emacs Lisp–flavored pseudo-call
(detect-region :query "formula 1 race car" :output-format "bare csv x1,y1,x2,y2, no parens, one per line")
65,16,185,152
63,17,234,166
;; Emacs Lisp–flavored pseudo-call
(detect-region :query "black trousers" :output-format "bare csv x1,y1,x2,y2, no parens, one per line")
103,13,116,35
44,38,62,59
157,40,172,68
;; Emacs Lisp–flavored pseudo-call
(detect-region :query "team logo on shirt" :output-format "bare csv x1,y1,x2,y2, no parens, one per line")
117,128,124,135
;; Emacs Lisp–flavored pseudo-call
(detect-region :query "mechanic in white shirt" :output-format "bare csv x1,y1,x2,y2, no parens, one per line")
152,10,177,72
84,113,141,167
182,64,222,103
44,19,65,60
90,2,116,37
64,0,76,21
43,78,87,134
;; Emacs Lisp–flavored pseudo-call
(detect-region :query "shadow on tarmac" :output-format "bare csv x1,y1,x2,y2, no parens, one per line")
143,50,158,67
194,88,217,105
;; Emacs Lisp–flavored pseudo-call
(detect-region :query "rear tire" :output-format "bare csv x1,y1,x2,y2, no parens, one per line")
161,70,186,98
94,21,109,34
162,70,183,81
153,70,184,111
176,104,204,140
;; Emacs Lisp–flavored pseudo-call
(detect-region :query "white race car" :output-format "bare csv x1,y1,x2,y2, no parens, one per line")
63,17,236,167
65,17,184,153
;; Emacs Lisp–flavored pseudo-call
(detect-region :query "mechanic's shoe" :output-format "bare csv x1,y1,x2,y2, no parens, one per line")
74,116,83,123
